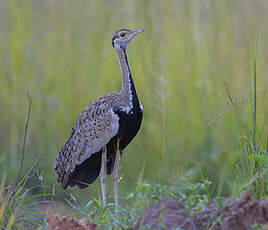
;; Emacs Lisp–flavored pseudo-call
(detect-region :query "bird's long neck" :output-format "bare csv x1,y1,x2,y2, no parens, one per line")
115,46,135,98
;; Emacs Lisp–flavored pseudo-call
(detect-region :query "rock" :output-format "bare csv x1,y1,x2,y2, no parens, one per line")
134,198,195,230
135,192,268,230
46,214,97,230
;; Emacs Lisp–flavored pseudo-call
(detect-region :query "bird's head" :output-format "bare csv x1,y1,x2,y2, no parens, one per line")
112,29,144,50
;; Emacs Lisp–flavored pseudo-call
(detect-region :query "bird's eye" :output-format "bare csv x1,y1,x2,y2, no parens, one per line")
120,33,126,38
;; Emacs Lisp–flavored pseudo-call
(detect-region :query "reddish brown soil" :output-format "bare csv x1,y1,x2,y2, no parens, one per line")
46,215,97,230
135,192,268,230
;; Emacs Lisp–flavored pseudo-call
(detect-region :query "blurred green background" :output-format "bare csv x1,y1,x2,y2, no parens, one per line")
0,0,267,203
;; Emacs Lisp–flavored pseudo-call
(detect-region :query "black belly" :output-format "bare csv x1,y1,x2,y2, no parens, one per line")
67,105,143,189
106,104,143,174
116,106,143,150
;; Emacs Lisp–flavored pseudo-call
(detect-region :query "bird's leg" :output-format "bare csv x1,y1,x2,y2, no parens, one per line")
100,146,107,205
113,149,121,214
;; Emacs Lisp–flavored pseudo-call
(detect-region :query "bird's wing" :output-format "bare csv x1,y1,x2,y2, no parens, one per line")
52,94,120,188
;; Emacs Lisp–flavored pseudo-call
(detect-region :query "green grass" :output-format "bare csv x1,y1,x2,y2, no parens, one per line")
0,0,268,229
233,53,268,199
0,164,49,229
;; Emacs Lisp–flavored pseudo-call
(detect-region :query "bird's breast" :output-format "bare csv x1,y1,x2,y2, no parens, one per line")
114,102,143,151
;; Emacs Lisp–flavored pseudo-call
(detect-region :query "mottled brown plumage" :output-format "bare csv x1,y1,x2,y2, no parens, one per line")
53,92,129,188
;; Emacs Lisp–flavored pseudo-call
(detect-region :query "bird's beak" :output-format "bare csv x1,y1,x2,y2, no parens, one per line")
132,29,144,36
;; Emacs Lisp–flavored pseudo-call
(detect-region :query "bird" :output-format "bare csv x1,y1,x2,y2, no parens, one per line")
53,28,144,206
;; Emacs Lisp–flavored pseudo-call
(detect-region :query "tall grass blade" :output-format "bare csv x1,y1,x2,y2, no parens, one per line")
253,56,257,152
14,91,32,189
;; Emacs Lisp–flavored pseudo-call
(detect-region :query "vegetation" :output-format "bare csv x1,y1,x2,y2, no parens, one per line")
0,0,267,229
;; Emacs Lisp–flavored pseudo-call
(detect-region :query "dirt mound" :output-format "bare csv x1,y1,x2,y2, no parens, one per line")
135,192,268,230
46,214,97,230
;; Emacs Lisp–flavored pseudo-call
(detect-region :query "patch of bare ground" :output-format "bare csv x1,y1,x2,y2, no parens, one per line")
46,215,97,230
135,192,268,230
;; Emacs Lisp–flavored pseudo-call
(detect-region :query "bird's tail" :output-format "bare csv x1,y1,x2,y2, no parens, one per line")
66,150,102,189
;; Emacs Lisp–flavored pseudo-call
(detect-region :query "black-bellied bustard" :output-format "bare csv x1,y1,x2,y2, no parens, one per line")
53,29,144,206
